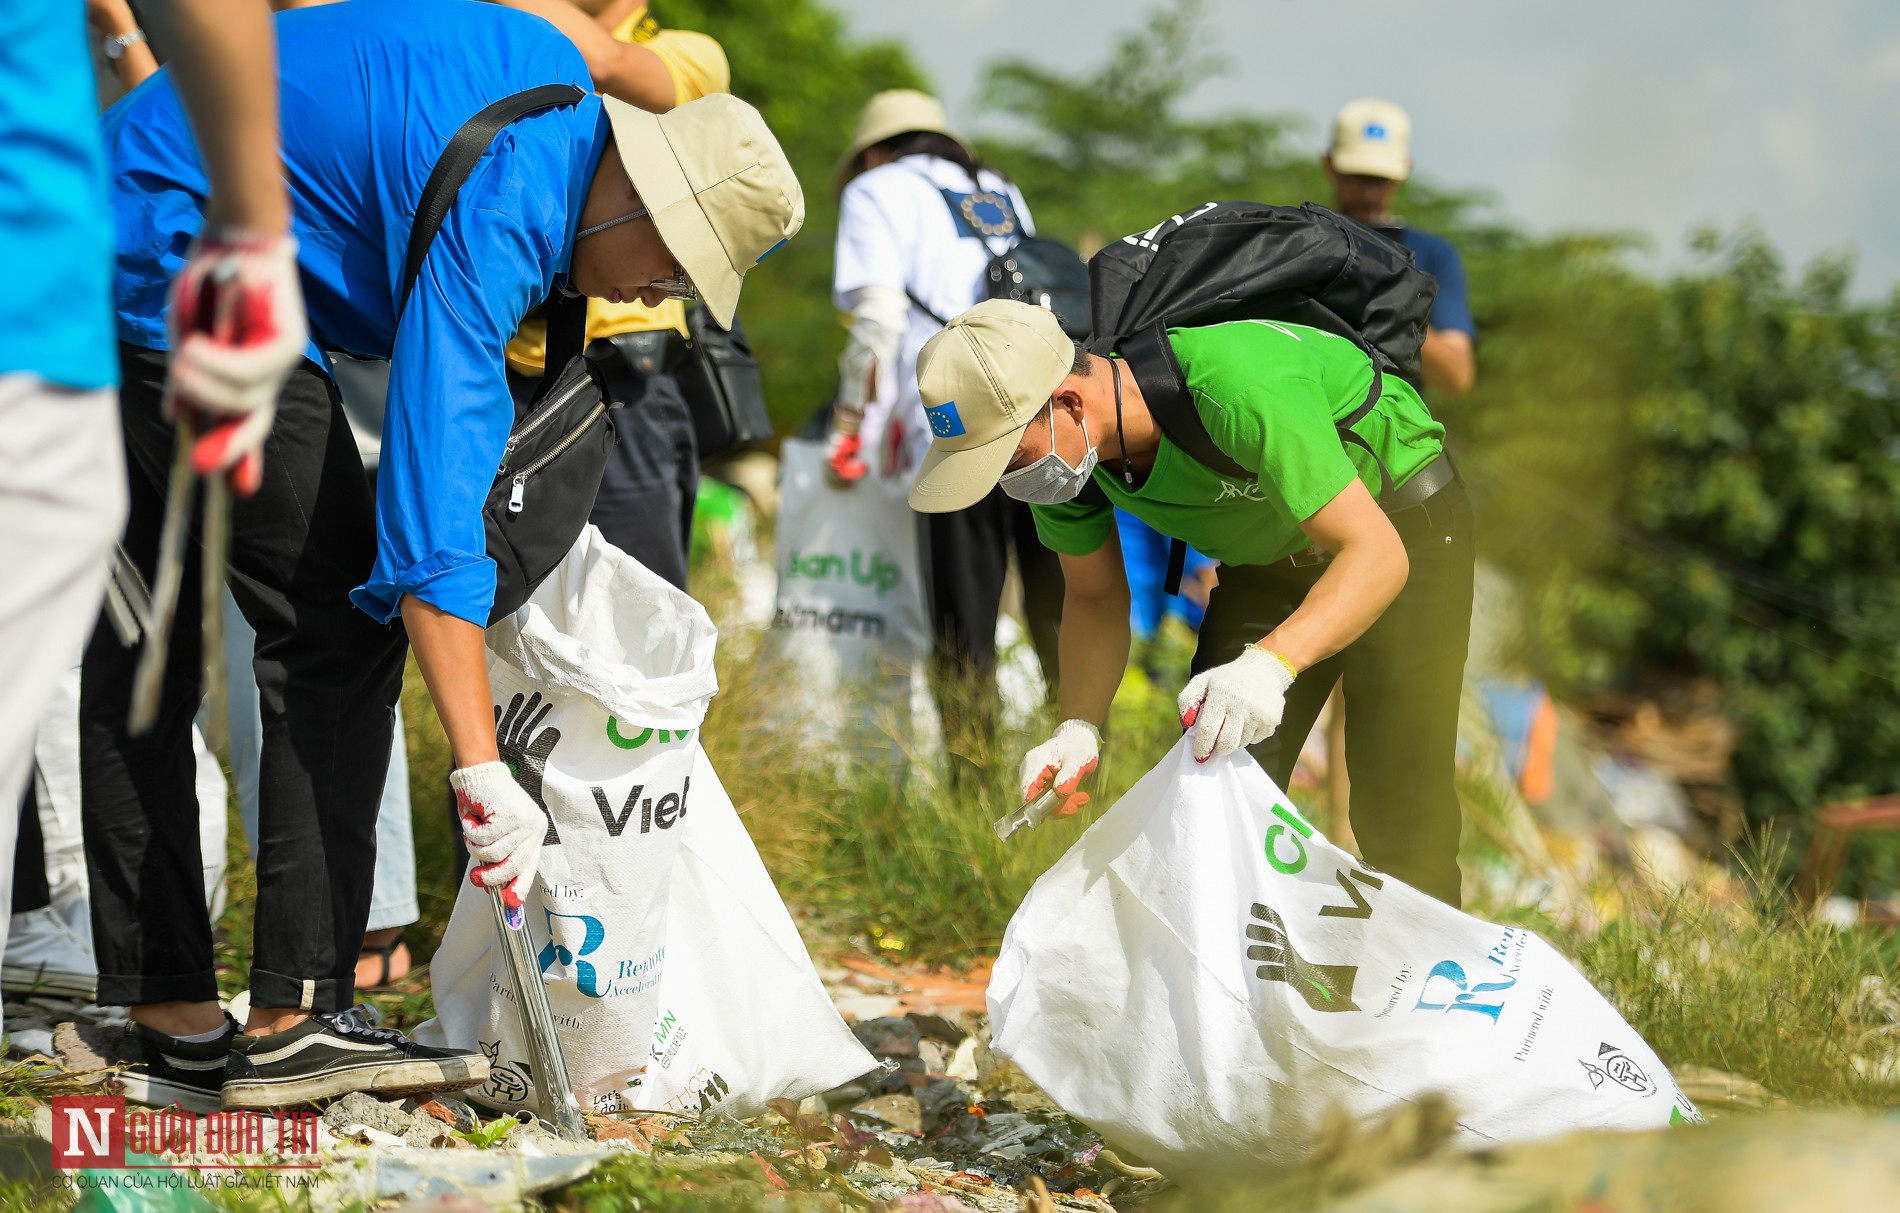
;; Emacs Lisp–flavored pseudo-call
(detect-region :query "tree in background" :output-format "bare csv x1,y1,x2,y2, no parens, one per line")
678,0,1900,888
656,0,925,423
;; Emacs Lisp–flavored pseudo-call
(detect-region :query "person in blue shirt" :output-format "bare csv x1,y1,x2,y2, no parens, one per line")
1323,98,1477,397
81,0,803,1113
2,0,303,1074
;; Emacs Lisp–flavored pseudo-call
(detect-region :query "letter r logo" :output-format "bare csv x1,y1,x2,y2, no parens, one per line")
51,1095,124,1168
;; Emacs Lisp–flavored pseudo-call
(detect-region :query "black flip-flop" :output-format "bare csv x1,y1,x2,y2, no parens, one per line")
357,933,411,990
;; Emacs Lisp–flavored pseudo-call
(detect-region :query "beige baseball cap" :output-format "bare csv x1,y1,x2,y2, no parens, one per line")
909,300,1073,513
833,89,977,195
1328,98,1412,181
604,93,804,327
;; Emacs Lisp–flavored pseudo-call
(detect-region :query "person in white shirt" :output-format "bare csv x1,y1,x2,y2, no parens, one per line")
825,90,1062,776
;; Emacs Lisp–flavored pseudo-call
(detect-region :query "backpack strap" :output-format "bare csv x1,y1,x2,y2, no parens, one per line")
1119,321,1251,479
1120,319,1398,594
398,83,587,319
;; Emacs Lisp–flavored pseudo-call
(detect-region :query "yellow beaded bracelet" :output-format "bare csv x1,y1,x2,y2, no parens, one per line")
1243,643,1299,681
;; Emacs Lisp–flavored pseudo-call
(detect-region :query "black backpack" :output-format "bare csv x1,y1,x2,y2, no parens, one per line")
399,85,616,624
1083,201,1438,591
902,169,1093,339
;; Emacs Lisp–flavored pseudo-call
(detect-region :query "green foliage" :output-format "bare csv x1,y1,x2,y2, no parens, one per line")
653,1,928,428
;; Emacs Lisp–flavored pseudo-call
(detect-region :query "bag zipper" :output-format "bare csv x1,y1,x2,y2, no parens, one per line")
502,373,594,465
507,400,607,514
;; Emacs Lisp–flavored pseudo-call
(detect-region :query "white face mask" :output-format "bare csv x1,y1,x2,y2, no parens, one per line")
999,405,1097,504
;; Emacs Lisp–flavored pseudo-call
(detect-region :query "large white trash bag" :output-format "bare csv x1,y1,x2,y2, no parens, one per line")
761,439,933,767
988,740,1699,1183
422,526,717,1115
624,748,878,1116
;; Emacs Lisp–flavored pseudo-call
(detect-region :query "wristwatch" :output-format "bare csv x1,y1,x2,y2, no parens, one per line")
103,29,147,61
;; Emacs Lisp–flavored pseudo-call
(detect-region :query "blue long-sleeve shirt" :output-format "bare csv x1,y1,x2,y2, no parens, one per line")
104,0,608,627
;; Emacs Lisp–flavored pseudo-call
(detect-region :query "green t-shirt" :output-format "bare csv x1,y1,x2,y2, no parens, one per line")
1031,320,1446,567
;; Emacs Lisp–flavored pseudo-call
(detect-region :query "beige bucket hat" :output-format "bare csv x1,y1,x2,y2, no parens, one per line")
604,93,805,327
909,300,1073,513
832,89,976,196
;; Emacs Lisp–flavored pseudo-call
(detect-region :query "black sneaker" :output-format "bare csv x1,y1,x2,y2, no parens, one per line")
221,1008,489,1110
56,1017,235,1115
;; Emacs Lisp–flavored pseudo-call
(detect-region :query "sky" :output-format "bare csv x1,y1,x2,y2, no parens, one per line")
824,0,1900,294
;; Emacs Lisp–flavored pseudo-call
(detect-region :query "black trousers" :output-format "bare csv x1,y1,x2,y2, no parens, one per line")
925,487,1064,766
81,345,406,1010
14,784,50,913
586,367,698,592
1191,477,1476,906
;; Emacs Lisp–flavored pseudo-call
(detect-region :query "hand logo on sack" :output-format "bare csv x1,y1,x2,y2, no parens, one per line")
1246,903,1360,1013
497,692,563,846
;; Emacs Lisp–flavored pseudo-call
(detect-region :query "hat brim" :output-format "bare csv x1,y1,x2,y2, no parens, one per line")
1328,147,1409,181
908,424,1026,513
606,98,742,327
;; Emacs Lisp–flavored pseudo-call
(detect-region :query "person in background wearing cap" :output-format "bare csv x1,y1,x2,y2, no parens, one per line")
1325,99,1476,397
910,301,1472,906
498,0,734,590
81,0,801,1112
827,89,1065,770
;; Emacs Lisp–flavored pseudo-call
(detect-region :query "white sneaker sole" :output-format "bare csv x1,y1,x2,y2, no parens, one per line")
221,1055,488,1111
2,964,98,1000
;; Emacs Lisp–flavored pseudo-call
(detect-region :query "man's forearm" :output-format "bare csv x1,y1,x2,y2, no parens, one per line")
1262,541,1407,670
1056,588,1130,729
1420,328,1475,396
401,595,499,769
142,0,289,234
489,0,678,111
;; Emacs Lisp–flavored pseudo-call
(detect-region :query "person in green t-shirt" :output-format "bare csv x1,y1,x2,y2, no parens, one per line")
907,300,1474,905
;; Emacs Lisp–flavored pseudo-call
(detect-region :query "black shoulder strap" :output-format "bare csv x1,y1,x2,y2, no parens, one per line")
905,289,950,327
398,83,587,320
1119,321,1250,479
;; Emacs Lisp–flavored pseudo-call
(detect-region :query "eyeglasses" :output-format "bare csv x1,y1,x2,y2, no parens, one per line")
649,264,697,302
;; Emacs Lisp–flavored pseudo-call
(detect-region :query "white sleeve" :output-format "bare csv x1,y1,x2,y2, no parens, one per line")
834,284,909,412
833,173,916,305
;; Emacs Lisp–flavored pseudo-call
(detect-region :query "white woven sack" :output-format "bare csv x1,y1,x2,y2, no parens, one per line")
989,739,1700,1182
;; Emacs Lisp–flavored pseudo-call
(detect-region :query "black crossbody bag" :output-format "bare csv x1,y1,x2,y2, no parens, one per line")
397,84,616,624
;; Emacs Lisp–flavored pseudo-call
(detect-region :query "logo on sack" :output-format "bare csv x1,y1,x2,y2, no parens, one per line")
49,1095,319,1173
771,604,887,637
1245,903,1360,1013
606,717,692,750
786,549,903,595
536,908,665,999
478,1040,533,1105
926,400,966,437
1581,1042,1657,1096
590,776,691,838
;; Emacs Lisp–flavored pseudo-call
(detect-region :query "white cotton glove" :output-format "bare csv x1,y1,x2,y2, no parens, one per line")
1177,646,1298,763
1018,719,1102,817
163,229,307,496
451,760,546,909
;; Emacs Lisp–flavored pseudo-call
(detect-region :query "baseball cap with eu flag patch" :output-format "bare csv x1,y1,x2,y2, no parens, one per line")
910,300,1073,513
1329,98,1412,181
605,93,804,328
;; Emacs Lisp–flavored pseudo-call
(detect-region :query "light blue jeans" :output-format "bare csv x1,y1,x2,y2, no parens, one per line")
223,594,418,933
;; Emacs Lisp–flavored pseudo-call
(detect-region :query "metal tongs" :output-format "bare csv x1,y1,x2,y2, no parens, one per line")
490,892,589,1140
993,788,1061,842
123,415,232,750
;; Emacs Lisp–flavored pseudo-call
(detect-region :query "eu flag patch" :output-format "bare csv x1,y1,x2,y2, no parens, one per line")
926,401,966,437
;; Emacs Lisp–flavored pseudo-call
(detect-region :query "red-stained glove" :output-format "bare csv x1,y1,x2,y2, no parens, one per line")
1018,719,1102,818
825,429,868,485
450,761,545,910
163,229,307,496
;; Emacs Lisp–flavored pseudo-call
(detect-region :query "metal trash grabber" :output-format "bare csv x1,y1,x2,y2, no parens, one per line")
994,787,1061,842
123,413,234,752
489,891,589,1140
